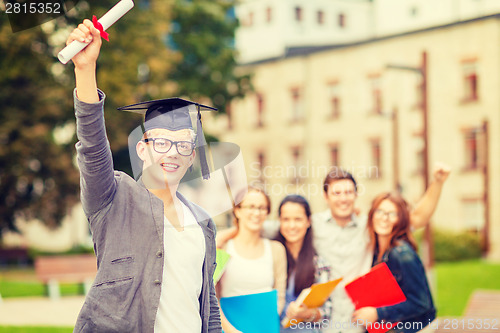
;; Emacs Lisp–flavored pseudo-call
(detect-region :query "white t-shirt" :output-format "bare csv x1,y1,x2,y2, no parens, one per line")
219,238,274,298
154,203,206,333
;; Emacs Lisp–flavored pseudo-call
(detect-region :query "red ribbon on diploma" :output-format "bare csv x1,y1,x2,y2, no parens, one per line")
92,15,109,41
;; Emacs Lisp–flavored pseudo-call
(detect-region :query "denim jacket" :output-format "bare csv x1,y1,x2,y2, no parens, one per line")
374,240,436,333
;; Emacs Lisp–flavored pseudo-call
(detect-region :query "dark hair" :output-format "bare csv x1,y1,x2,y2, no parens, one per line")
232,186,271,227
323,169,357,193
275,195,316,296
367,192,418,262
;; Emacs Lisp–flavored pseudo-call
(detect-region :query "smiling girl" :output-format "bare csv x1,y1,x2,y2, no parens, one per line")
275,195,332,333
353,192,436,333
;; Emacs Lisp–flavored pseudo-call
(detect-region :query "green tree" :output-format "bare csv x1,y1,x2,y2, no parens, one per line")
169,0,251,113
0,10,79,235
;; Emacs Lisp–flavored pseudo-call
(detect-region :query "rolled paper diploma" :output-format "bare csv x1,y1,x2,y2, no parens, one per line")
58,0,134,64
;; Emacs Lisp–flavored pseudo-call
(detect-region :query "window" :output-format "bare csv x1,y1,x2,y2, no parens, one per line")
317,10,324,25
290,146,303,182
410,6,419,17
464,128,480,170
369,76,382,114
256,93,264,127
330,143,340,167
462,61,479,102
257,151,266,182
290,87,304,121
338,13,345,28
266,7,272,23
461,199,485,231
327,82,341,118
295,6,302,22
369,139,382,178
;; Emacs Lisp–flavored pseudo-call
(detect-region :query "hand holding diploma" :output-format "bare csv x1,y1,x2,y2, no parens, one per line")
66,20,102,70
58,0,134,64
65,18,101,103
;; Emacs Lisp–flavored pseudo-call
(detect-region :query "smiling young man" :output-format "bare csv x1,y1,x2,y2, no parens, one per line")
68,19,221,333
314,167,449,333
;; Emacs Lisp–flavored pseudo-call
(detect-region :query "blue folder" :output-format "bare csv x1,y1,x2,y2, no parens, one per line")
220,290,280,333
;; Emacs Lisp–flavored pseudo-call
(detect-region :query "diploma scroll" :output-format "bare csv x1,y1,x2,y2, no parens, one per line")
57,0,135,64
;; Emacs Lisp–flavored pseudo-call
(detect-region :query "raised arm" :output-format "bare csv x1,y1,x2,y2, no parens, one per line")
271,240,287,314
69,20,116,217
410,163,451,229
70,20,101,103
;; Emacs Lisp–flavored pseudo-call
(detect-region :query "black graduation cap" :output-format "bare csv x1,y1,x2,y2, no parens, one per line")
118,97,217,180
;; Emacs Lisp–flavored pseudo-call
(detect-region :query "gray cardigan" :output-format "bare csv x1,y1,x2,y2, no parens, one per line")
73,90,222,333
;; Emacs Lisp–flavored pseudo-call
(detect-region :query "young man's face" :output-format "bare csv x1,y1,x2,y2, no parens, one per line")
136,128,195,187
323,179,357,222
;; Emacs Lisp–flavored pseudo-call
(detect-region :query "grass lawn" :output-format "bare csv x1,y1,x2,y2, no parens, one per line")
0,260,499,331
0,327,73,333
435,259,500,316
0,268,83,297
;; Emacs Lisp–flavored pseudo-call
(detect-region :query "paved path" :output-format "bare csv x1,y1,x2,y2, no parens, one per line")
0,296,84,327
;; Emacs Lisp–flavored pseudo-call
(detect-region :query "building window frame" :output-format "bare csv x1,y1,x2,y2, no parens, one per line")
266,6,272,23
462,127,481,171
368,74,383,115
317,10,324,25
369,138,382,179
257,151,266,182
461,197,485,232
329,143,340,167
461,59,479,103
290,87,304,122
290,146,303,183
338,13,346,28
256,93,265,128
327,81,341,119
295,6,303,22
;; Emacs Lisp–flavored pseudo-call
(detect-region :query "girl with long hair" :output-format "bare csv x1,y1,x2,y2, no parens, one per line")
217,187,287,333
275,195,332,333
353,192,436,333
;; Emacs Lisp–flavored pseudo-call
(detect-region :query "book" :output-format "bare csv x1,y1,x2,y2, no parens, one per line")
220,290,280,333
281,277,343,328
213,249,230,284
345,262,406,333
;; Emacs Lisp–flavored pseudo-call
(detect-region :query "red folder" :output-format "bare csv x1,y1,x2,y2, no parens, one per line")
345,262,406,333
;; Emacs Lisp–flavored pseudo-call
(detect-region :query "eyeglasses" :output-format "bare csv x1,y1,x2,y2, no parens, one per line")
373,209,398,221
239,205,268,214
143,138,195,156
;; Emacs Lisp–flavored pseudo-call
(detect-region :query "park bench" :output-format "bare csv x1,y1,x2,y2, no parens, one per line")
34,254,97,300
0,247,30,266
433,290,500,333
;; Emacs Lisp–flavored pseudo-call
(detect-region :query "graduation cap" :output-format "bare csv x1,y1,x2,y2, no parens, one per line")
118,97,217,180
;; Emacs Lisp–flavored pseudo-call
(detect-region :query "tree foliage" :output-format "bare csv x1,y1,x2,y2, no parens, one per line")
0,4,81,232
169,0,251,113
0,0,248,237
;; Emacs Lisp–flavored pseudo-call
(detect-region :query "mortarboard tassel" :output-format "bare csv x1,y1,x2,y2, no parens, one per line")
197,106,210,179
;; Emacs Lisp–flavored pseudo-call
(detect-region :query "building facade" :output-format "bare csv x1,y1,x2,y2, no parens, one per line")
236,0,500,64
207,14,500,260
